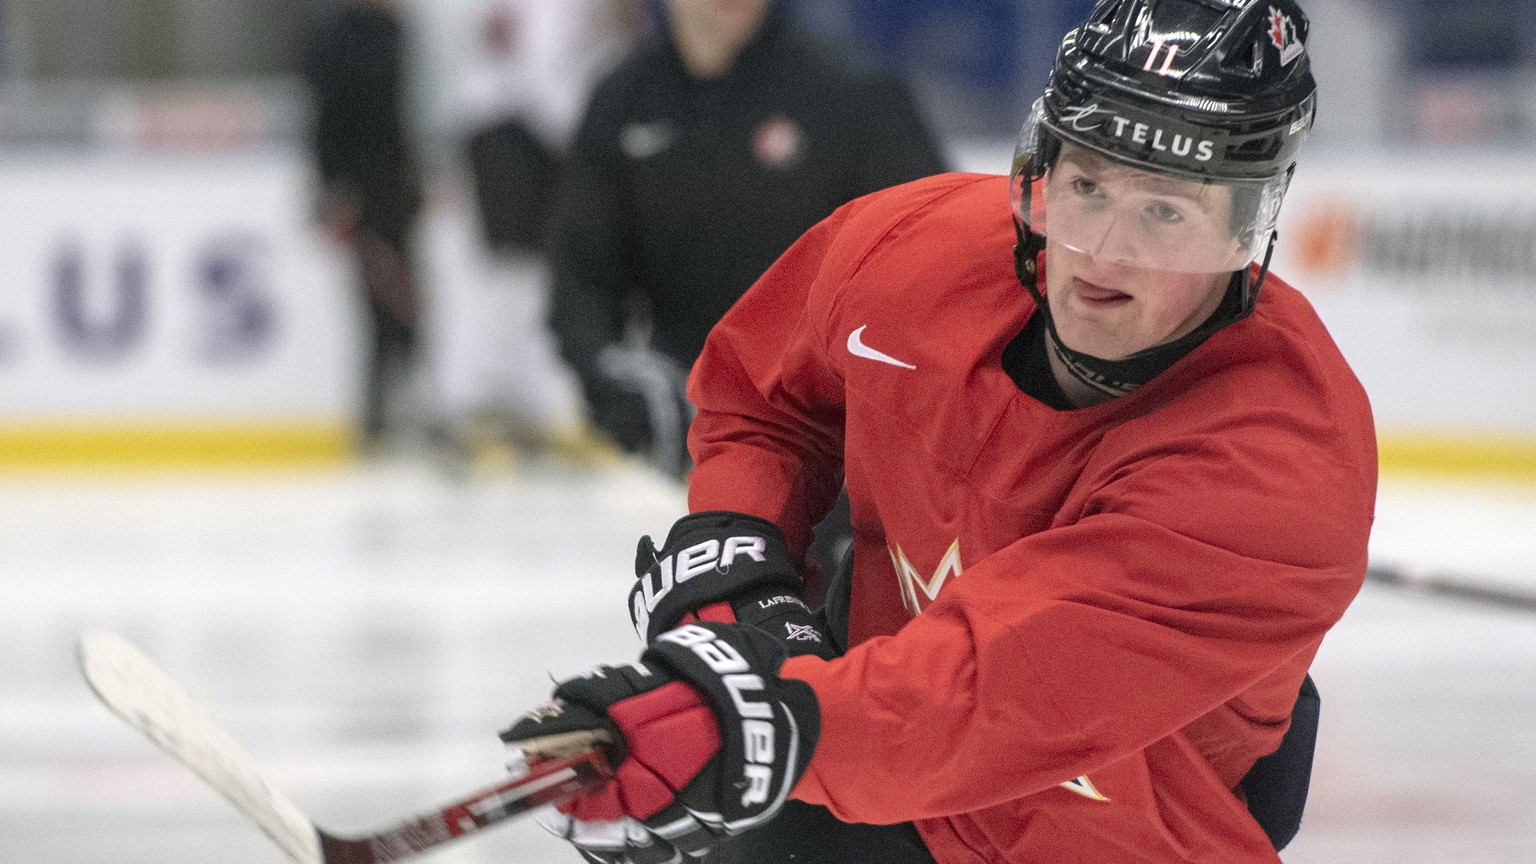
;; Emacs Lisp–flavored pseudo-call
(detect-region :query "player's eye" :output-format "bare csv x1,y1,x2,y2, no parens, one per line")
1145,200,1184,224
1069,176,1102,198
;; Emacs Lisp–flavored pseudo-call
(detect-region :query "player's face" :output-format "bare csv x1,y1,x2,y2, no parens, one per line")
1044,243,1229,361
666,0,772,54
1042,146,1238,360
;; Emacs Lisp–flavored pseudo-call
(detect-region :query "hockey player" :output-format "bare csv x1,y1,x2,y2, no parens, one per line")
501,1,1376,863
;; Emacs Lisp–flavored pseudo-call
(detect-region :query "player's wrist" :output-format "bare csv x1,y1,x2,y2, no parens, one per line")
724,584,839,660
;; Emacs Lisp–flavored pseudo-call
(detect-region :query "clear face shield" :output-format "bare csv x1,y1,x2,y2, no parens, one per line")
1010,100,1289,279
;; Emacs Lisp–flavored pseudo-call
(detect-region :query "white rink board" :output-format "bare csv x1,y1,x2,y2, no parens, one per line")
1274,151,1536,433
0,154,359,423
1,147,1533,438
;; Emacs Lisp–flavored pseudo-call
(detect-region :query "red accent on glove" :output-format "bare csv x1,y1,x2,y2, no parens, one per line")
561,777,626,822
679,601,737,626
558,681,723,822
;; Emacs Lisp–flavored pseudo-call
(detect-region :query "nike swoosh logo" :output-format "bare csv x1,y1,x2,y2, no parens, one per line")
847,325,916,370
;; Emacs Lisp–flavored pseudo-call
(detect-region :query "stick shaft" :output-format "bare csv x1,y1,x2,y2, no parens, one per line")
318,749,610,864
78,631,611,864
1366,564,1536,613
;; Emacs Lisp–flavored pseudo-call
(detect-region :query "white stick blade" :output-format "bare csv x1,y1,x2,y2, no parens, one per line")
78,630,324,864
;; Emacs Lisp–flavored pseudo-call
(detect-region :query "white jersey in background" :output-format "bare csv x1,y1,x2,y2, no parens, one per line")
419,0,637,459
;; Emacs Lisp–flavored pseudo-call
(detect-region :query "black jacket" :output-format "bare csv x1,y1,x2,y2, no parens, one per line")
549,4,947,377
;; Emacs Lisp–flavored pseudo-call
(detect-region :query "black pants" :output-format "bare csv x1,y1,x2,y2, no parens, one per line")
713,800,936,864
356,226,419,444
361,298,416,443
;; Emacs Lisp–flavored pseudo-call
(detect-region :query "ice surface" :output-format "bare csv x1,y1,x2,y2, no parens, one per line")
1,460,1532,863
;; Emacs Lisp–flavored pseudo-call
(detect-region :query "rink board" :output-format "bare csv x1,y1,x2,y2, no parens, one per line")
0,153,360,466
1274,150,1536,477
1,149,1535,474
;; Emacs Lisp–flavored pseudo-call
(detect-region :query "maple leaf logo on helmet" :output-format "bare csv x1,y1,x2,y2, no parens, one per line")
1268,6,1305,65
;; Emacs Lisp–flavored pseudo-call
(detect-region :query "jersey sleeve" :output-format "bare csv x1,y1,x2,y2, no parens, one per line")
782,378,1377,823
683,203,867,554
685,173,1003,552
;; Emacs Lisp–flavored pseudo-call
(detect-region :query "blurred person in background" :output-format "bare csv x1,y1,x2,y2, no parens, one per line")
437,0,641,465
548,0,947,481
303,0,425,453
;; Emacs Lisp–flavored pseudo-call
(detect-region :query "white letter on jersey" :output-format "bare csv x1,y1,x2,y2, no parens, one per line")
889,540,964,615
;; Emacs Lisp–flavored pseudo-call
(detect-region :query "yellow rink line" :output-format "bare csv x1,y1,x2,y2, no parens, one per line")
1377,432,1536,481
0,425,1533,481
0,424,355,469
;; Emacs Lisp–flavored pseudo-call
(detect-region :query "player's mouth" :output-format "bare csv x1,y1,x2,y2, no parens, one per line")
1071,278,1133,307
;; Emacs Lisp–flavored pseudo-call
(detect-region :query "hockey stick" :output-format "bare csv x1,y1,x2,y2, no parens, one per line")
1366,563,1536,613
77,631,613,864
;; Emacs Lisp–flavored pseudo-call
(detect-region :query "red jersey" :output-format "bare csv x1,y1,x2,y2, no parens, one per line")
686,173,1377,863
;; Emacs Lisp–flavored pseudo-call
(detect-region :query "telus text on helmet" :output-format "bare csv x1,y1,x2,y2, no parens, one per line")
1060,104,1216,163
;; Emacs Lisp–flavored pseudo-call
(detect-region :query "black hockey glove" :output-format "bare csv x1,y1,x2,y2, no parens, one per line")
630,512,837,660
583,345,694,479
500,622,820,864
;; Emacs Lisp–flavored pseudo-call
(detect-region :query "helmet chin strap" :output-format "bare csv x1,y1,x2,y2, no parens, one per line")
1012,221,1269,399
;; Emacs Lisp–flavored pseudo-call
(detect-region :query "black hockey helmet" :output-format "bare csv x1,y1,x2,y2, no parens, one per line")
1012,0,1318,315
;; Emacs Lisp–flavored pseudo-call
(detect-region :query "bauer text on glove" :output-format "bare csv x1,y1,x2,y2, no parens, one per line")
630,511,837,659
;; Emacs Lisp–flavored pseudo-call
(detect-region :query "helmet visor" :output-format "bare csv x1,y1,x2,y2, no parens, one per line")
1011,100,1289,275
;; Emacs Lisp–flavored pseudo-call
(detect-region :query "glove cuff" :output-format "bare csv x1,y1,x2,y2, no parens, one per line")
726,585,838,660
